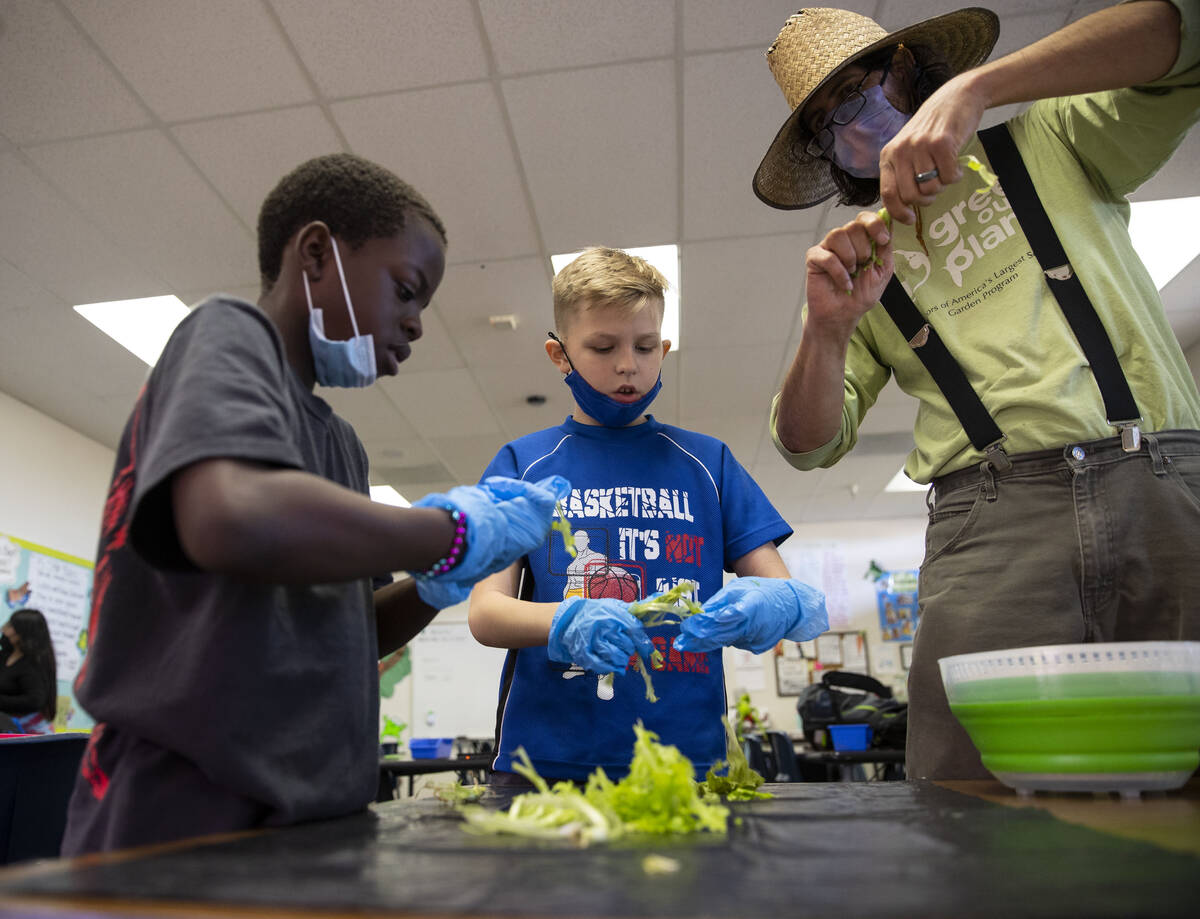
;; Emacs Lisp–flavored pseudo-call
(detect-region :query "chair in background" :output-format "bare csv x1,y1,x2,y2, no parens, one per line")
741,734,773,781
0,733,88,864
765,731,801,782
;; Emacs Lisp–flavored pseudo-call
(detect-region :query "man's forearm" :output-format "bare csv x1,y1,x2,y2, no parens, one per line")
962,0,1182,110
776,320,854,454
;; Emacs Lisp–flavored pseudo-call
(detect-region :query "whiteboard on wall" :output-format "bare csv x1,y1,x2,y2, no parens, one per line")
409,621,509,740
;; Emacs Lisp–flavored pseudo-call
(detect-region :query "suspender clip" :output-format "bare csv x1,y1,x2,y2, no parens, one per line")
1045,264,1073,282
1114,420,1142,453
984,440,1012,473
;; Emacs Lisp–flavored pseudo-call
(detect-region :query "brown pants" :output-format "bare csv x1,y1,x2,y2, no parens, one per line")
907,430,1200,780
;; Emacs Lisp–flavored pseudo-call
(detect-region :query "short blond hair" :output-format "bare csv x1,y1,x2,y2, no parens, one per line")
552,247,668,333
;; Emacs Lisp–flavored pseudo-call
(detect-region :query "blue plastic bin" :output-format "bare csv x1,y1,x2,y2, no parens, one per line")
829,723,872,752
409,737,454,759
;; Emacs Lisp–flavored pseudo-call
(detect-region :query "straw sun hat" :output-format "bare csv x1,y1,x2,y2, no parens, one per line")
753,7,1000,210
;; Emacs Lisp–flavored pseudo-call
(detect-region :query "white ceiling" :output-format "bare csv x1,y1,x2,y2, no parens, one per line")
2,0,1198,526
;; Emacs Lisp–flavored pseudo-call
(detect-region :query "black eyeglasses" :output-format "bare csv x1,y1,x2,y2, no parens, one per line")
804,58,893,160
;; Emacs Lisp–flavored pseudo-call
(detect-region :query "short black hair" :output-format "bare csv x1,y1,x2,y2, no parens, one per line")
256,153,447,292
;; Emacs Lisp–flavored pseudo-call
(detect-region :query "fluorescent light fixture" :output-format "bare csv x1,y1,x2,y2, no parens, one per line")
551,245,681,350
370,485,410,507
885,467,927,493
1128,196,1200,290
74,295,190,366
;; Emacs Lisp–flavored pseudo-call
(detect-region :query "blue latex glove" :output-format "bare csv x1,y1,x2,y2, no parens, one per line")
673,577,828,654
547,596,656,674
412,474,570,609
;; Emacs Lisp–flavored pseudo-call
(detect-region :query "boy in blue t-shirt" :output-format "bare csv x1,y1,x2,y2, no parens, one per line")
469,247,827,783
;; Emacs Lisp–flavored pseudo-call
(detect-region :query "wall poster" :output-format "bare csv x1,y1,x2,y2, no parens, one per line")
1,531,95,730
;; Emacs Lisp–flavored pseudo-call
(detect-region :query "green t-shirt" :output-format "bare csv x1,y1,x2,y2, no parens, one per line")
772,0,1200,482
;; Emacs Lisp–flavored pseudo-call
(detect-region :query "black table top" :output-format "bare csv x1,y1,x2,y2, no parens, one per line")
1,780,1197,919
379,754,491,776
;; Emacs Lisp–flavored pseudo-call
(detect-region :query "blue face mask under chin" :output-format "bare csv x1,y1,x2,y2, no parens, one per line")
303,237,377,388
830,84,911,179
549,332,662,427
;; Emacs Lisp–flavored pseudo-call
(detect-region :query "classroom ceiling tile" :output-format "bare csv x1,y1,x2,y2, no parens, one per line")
64,0,313,122
0,261,54,317
26,131,259,294
429,432,511,483
0,302,145,429
0,0,150,144
677,412,771,468
503,61,677,253
681,236,807,347
317,385,424,453
393,305,464,374
172,108,345,229
434,258,554,367
682,49,829,241
471,359,575,441
682,0,864,52
479,0,674,75
332,83,540,265
271,0,489,98
0,153,164,305
377,367,500,438
677,342,788,419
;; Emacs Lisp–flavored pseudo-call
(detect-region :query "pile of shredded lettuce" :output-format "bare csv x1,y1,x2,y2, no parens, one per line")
456,722,737,846
700,716,771,801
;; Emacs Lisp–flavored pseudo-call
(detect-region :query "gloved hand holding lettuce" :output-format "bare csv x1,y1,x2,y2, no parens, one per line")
673,577,828,654
547,596,657,674
411,474,571,609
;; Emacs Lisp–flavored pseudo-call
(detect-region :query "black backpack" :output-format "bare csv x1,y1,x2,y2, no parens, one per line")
796,670,907,750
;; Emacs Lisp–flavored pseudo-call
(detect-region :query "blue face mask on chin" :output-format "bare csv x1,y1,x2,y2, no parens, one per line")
303,237,377,388
549,332,661,427
830,84,911,179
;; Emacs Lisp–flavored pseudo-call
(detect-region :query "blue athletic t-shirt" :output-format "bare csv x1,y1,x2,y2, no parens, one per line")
480,415,791,781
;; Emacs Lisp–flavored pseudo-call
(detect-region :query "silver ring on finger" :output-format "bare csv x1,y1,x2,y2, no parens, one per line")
914,168,939,184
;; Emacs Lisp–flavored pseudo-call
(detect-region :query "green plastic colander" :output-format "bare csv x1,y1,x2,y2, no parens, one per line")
940,642,1200,796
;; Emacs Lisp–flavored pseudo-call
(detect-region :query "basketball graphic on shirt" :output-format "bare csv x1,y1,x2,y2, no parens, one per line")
585,563,640,602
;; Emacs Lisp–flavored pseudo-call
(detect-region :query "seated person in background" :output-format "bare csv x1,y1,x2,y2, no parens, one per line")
0,608,58,734
469,247,828,784
61,153,567,855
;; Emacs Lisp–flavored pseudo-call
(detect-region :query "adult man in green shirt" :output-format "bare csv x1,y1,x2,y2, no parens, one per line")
756,2,1200,779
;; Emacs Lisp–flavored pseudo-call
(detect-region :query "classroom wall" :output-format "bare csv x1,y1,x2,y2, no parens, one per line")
726,517,926,734
0,390,113,561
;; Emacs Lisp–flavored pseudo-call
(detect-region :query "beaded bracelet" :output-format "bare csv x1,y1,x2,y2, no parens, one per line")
423,506,467,577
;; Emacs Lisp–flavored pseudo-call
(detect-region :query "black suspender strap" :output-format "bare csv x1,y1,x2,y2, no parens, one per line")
875,123,1144,466
978,123,1142,450
878,277,1010,468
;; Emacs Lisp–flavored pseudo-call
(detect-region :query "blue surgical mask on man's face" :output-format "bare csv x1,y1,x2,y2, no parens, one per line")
830,84,911,179
303,237,377,388
549,332,662,427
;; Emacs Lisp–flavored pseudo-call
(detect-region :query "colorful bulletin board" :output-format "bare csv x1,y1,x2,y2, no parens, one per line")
1,530,94,730
876,569,919,642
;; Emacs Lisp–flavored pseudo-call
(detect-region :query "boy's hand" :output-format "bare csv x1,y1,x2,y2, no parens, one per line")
673,578,828,654
412,474,570,609
547,596,656,674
